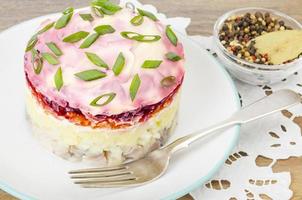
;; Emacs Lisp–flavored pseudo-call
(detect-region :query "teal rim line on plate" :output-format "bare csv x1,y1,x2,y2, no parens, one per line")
0,14,241,200
0,181,37,200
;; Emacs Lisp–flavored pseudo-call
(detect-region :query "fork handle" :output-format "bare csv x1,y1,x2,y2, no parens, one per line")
163,89,300,154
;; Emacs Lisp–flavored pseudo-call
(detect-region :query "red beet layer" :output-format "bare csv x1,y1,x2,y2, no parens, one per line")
26,73,182,129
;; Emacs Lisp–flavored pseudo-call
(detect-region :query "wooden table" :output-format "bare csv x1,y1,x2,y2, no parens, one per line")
0,0,301,199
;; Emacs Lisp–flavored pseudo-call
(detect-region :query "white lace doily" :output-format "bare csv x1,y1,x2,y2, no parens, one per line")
119,1,299,199
189,36,302,200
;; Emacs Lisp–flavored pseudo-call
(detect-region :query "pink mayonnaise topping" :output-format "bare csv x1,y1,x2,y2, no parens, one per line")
24,7,185,117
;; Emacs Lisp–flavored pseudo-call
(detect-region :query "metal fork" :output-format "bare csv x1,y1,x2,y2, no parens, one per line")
69,89,301,188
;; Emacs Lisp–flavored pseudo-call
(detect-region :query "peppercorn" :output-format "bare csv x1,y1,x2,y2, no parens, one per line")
279,20,285,26
251,25,256,31
255,11,263,19
248,47,256,55
261,57,266,62
222,24,228,31
244,13,251,18
218,11,293,65
265,16,272,24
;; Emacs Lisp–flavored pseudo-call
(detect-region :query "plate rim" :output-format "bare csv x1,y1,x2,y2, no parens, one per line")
162,40,240,200
0,15,240,200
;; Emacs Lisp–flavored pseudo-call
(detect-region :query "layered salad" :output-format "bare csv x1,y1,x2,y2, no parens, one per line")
24,0,185,165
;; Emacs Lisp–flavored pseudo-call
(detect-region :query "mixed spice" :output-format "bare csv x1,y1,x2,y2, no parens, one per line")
219,11,293,65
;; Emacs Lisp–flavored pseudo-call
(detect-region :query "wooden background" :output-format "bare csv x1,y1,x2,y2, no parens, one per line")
0,0,301,199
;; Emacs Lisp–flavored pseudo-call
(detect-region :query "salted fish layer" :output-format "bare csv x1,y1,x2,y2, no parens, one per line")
26,87,180,165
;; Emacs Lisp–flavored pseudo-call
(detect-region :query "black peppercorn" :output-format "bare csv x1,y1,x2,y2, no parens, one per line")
264,12,270,18
279,20,285,26
244,13,251,18
243,21,249,27
218,11,293,65
250,25,256,31
248,47,256,55
265,17,272,24
255,11,263,19
222,24,228,31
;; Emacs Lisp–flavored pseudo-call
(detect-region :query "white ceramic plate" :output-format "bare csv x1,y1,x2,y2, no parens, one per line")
0,13,240,200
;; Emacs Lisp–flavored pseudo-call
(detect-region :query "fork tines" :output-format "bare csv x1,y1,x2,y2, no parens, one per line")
69,165,138,188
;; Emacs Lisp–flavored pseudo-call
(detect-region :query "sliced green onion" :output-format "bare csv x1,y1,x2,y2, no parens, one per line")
160,76,176,87
25,34,38,52
31,48,38,59
141,60,162,69
112,52,125,76
130,15,144,26
25,22,55,52
165,52,182,61
130,74,141,101
75,69,106,81
26,22,55,52
85,52,108,69
80,33,100,49
91,5,117,16
37,22,55,34
33,58,43,75
166,25,178,46
55,7,74,29
94,25,115,35
31,49,43,74
63,7,74,15
99,7,115,15
120,31,140,39
79,13,94,21
138,35,160,42
90,92,116,107
91,6,104,17
63,31,89,43
46,42,63,56
137,8,158,21
55,13,73,29
42,52,60,65
54,67,63,91
91,0,122,13
91,6,113,17
120,31,161,42
101,1,122,13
